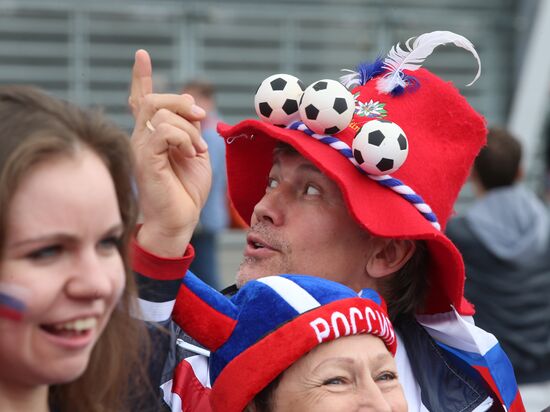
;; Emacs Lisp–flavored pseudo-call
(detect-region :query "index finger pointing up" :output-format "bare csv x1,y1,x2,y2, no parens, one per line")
129,49,153,116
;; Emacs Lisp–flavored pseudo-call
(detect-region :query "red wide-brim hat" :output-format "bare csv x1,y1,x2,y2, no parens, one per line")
218,68,486,315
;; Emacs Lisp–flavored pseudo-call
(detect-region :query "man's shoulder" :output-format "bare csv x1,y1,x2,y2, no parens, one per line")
396,315,502,412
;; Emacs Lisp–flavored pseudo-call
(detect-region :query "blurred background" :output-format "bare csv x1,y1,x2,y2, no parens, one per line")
1,0,548,287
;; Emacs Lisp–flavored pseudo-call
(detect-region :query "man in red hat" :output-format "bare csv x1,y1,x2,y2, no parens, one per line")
128,32,524,411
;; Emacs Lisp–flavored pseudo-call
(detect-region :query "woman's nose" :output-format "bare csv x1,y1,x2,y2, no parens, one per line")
356,380,393,412
64,250,118,301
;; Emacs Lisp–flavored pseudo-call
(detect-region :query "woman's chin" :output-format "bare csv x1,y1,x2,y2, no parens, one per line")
42,357,91,385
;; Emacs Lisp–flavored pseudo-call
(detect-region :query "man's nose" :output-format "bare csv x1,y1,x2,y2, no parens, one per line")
251,185,288,226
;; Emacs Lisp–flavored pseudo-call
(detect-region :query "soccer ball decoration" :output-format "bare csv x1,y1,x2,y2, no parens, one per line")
352,120,409,175
254,74,305,127
298,79,355,135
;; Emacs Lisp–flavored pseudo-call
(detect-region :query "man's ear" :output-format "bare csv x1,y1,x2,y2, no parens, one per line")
244,403,259,412
366,238,416,279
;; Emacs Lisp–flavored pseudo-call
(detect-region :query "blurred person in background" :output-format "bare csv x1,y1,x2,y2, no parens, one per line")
182,80,228,290
447,127,550,411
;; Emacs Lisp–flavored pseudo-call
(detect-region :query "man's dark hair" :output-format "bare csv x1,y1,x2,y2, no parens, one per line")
474,127,522,190
378,240,429,320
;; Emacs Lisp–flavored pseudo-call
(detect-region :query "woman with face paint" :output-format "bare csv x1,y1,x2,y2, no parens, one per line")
0,86,149,412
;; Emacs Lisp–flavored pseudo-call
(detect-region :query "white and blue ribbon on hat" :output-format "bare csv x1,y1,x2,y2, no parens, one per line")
287,120,441,231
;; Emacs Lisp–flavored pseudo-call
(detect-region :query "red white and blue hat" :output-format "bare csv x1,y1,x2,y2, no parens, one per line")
173,272,396,412
218,31,486,316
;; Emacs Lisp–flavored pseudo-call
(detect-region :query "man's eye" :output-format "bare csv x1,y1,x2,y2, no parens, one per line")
267,178,278,190
305,184,320,195
27,245,62,260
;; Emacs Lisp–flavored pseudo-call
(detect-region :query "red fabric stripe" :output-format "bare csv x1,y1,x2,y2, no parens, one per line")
472,365,525,412
509,392,526,412
172,284,237,351
130,236,194,281
173,360,212,412
472,366,501,403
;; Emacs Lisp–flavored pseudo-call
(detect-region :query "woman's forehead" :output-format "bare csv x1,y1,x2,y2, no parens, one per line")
302,334,391,370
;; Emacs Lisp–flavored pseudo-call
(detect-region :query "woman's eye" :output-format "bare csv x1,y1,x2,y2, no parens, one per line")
376,371,397,382
322,377,346,386
98,236,122,251
27,245,62,260
305,184,320,195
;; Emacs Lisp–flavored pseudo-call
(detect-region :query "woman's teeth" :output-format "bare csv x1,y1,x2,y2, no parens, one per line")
49,317,97,332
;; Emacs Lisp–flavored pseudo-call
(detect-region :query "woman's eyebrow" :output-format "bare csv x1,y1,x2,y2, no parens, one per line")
8,233,76,249
8,222,123,249
371,352,394,367
312,352,394,373
311,356,356,374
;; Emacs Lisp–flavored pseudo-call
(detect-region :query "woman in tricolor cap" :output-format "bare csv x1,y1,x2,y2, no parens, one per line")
174,271,406,412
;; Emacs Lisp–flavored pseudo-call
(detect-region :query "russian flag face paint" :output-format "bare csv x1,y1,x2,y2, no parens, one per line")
0,283,29,321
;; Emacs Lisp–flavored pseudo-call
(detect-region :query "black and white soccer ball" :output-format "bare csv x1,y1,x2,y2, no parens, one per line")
298,79,355,135
254,74,305,127
352,120,409,175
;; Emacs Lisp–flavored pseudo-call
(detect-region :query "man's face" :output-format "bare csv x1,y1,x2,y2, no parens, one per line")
237,149,374,291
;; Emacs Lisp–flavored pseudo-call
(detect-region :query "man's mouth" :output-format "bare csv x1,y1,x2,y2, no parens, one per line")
245,233,280,259
247,232,272,250
251,241,266,249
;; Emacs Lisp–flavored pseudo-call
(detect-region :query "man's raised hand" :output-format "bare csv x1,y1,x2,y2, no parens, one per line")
129,49,212,257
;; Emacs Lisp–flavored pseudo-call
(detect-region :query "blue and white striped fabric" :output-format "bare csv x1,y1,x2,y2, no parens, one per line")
256,276,321,313
417,308,523,411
